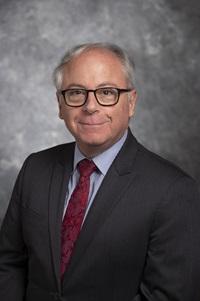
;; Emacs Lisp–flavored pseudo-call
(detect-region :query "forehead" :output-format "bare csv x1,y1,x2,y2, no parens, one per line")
61,48,127,87
71,47,123,64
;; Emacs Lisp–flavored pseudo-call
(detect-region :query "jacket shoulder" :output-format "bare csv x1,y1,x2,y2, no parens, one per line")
19,142,75,178
136,140,195,184
28,142,75,163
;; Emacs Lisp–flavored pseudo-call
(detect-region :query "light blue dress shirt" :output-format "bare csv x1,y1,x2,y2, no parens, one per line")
63,130,128,223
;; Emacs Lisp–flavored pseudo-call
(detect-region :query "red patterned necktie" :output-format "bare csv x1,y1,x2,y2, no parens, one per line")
60,159,97,277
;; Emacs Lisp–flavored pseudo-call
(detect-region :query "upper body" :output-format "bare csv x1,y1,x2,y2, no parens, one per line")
0,42,200,301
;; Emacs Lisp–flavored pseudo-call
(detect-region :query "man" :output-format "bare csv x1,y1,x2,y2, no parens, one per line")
0,43,200,301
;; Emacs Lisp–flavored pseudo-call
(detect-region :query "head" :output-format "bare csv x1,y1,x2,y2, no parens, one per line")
53,43,137,158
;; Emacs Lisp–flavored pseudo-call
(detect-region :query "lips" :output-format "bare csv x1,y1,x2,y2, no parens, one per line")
78,119,109,126
79,122,107,126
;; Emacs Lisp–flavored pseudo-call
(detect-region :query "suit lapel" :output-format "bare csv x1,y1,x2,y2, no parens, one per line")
48,143,74,291
63,130,139,283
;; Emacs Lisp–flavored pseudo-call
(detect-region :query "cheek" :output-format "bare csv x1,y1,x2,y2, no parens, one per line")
109,103,130,122
61,109,76,129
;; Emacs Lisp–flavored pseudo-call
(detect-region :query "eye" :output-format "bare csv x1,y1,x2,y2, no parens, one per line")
67,89,84,96
101,88,116,96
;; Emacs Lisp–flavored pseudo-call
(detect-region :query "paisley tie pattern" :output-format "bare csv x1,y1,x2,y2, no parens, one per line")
60,159,97,277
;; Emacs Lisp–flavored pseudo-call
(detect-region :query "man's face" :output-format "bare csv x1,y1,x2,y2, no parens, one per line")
57,48,137,157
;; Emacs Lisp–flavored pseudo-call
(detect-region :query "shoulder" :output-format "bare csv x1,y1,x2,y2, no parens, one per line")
134,140,199,200
31,141,74,160
13,142,75,195
122,131,197,192
119,133,199,220
137,141,188,179
21,142,75,173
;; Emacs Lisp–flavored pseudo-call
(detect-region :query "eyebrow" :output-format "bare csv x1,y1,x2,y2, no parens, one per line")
97,82,119,88
64,82,119,89
64,84,86,89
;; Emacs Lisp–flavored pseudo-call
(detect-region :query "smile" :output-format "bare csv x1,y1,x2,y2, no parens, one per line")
78,121,109,126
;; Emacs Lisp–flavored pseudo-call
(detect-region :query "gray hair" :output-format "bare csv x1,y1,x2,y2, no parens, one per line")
53,42,136,90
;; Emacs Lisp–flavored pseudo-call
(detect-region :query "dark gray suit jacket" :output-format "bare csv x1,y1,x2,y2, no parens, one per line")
0,129,200,301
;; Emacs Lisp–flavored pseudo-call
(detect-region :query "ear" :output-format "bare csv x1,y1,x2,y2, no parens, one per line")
56,92,64,119
128,89,137,118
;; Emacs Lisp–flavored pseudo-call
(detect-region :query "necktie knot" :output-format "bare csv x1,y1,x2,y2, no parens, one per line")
78,159,97,178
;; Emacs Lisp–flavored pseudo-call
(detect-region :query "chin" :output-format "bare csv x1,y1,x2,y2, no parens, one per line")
78,135,110,149
81,138,107,147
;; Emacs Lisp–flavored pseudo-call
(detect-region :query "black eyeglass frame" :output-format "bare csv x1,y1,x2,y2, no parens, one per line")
59,87,133,107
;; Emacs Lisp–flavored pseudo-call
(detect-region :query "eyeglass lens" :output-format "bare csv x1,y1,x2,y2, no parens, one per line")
63,88,119,106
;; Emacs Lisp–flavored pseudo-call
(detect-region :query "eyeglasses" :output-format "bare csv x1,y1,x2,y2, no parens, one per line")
59,87,132,107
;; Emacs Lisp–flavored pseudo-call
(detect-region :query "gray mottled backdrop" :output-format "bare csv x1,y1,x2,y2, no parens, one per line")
0,0,200,223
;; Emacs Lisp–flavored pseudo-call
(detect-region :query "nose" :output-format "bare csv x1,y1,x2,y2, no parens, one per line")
83,91,98,113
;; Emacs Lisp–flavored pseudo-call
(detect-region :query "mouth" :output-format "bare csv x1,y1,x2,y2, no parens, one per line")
78,120,109,127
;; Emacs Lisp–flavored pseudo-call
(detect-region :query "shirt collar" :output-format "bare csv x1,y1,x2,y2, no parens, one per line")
74,130,128,175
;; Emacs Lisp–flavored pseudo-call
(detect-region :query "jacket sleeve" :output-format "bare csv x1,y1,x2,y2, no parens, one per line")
132,176,200,301
0,157,30,301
